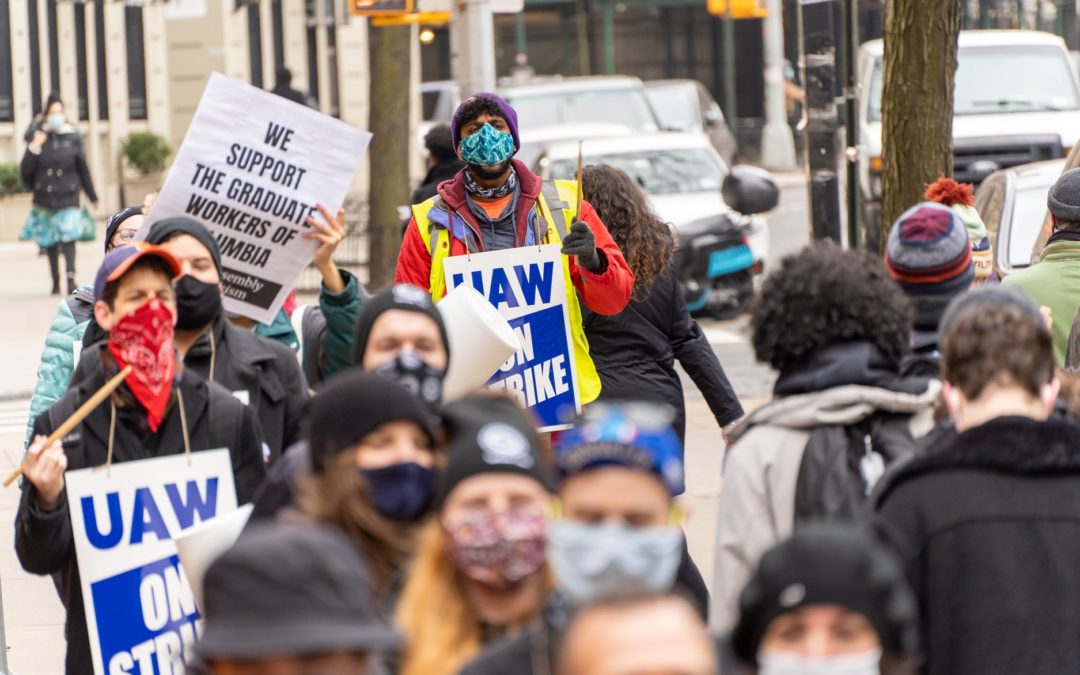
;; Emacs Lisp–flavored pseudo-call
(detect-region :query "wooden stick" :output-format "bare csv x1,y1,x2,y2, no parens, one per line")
3,365,133,488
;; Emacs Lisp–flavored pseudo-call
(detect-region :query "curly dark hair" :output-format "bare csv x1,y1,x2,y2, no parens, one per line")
582,164,674,296
424,123,457,162
751,241,913,373
452,97,507,140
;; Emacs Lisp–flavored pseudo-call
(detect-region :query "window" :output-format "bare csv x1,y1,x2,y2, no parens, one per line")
0,0,13,122
271,0,284,69
549,148,726,195
125,5,147,120
306,24,319,106
27,0,41,114
95,0,108,120
74,1,88,120
247,2,263,88
47,0,59,93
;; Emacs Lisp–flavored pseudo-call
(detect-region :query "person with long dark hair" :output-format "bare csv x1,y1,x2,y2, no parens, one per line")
580,164,743,443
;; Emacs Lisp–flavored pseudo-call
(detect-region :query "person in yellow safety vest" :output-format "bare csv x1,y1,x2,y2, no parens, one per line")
395,92,636,406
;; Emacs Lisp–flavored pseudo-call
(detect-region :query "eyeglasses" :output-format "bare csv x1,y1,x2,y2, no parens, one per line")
115,228,138,242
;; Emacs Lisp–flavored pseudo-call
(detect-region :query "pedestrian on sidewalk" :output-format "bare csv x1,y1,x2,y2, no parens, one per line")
580,164,743,443
411,123,465,206
728,524,920,675
873,286,1080,675
19,93,98,296
15,243,266,673
461,402,709,675
24,205,144,447
711,242,939,632
558,594,718,675
194,522,402,674
396,395,553,675
396,93,635,411
1002,168,1080,365
144,216,309,462
270,66,318,109
249,283,450,520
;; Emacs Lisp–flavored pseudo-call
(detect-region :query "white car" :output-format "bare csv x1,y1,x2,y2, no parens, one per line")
533,133,770,267
859,30,1080,240
500,76,662,135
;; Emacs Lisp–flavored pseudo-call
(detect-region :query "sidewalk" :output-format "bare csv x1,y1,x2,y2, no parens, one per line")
0,241,105,400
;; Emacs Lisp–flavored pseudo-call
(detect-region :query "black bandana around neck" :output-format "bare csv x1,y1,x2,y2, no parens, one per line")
464,166,518,200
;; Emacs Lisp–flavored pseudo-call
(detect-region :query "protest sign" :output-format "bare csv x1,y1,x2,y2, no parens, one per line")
443,244,580,430
66,450,238,675
141,72,372,324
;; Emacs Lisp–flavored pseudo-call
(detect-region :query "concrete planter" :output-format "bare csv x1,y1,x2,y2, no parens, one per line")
121,172,165,209
0,193,34,241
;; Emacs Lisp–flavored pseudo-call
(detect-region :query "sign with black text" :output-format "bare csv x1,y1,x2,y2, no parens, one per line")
444,245,581,430
142,73,371,324
66,450,238,675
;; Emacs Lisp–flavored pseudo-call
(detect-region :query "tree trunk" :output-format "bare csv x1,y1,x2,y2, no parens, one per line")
879,0,961,250
367,24,412,287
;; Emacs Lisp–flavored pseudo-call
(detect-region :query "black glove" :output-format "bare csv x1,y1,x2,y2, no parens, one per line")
560,221,606,274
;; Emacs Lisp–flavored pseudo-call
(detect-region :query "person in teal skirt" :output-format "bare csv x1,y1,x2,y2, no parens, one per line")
20,93,98,295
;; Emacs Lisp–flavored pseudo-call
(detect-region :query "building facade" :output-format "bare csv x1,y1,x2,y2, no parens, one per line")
0,0,376,215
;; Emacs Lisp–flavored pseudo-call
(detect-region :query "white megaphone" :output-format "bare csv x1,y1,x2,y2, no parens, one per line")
438,285,521,402
175,503,254,612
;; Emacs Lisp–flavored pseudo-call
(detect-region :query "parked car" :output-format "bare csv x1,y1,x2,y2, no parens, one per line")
418,80,461,147
500,76,662,135
859,30,1080,248
535,133,773,316
645,79,738,165
975,158,1066,277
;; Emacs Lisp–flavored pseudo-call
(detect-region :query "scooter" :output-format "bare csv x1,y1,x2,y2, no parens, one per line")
675,166,779,319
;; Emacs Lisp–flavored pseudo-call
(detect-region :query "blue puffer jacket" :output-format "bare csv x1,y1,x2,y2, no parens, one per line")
25,286,95,446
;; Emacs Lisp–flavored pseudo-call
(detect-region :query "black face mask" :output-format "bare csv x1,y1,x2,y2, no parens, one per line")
371,351,445,411
361,462,435,522
174,275,223,331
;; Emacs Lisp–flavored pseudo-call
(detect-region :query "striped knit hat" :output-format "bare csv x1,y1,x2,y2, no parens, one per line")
885,202,975,331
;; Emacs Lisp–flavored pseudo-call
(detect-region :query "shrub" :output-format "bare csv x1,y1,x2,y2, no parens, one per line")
121,132,171,175
0,163,27,198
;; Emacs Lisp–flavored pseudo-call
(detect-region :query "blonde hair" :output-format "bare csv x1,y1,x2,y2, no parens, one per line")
396,520,553,675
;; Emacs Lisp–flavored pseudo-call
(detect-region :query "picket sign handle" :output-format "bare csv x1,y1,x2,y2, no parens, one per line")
3,365,133,488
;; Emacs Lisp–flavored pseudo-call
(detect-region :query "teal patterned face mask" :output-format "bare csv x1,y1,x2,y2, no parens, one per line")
460,123,516,166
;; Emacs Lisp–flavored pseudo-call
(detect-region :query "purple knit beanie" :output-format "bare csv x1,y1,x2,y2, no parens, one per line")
451,93,521,151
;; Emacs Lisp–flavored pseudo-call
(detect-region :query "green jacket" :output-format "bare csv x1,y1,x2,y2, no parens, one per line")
25,287,94,447
1001,240,1080,366
254,269,366,385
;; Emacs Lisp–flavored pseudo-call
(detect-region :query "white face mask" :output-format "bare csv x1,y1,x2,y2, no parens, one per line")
758,649,882,675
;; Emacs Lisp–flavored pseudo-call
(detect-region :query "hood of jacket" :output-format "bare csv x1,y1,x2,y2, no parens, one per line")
731,343,940,443
874,416,1080,507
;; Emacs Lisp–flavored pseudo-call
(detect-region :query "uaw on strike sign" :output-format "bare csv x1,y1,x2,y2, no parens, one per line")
142,72,372,324
444,244,581,430
66,451,238,674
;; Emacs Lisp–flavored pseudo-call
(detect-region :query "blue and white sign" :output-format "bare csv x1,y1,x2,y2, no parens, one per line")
65,450,238,675
444,244,581,430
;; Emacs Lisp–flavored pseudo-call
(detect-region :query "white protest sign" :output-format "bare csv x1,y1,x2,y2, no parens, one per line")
66,450,238,675
142,72,372,324
444,244,581,430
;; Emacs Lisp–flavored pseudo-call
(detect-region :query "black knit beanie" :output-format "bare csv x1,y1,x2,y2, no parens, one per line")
103,206,143,253
308,371,437,473
352,284,450,366
732,524,920,665
144,216,223,273
435,396,553,508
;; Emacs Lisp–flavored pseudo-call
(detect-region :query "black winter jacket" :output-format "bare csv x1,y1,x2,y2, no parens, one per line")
182,313,309,461
21,126,98,211
411,158,466,206
15,346,266,674
583,265,742,442
873,416,1080,675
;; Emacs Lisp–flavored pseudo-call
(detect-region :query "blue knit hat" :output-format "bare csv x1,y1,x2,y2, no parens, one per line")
556,403,685,496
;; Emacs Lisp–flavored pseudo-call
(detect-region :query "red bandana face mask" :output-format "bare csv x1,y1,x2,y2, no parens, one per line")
107,298,176,432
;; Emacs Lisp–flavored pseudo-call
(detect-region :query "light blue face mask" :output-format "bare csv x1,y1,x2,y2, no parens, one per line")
546,520,683,604
758,649,882,675
459,123,516,167
46,113,66,130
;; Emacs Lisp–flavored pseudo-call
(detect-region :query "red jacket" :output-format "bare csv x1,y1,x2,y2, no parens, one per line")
395,160,635,316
